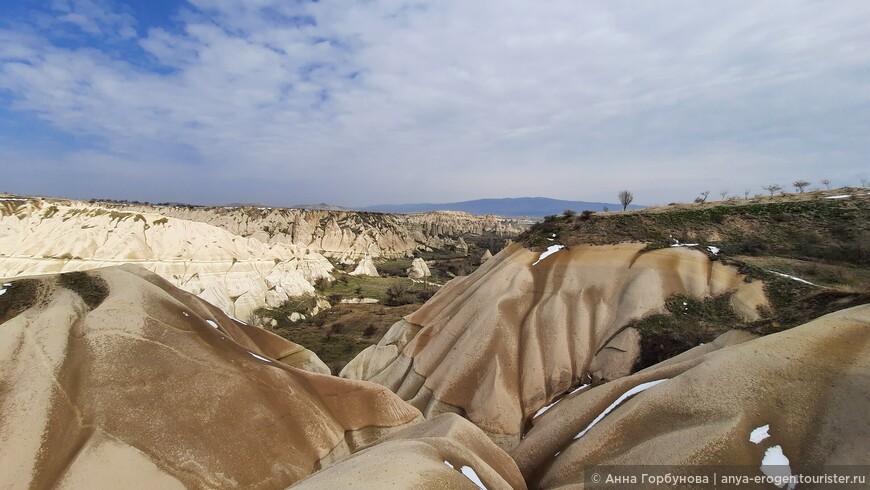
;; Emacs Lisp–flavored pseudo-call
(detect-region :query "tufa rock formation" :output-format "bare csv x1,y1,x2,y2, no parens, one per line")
349,255,379,277
406,257,431,279
513,304,870,488
290,414,527,489
0,265,422,488
342,243,768,449
0,199,332,321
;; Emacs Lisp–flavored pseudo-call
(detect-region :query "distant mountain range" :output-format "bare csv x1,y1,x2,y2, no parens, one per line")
358,197,642,217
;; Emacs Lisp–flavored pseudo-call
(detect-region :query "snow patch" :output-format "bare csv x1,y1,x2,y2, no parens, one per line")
574,380,667,440
533,245,564,266
534,384,589,418
182,311,189,317
249,352,272,363
460,466,487,490
670,242,699,248
767,270,816,286
760,445,794,489
534,399,561,418
825,194,851,199
443,461,454,469
230,315,247,325
206,319,219,329
0,289,6,296
3,283,11,287
568,384,590,395
750,424,770,444
707,246,720,255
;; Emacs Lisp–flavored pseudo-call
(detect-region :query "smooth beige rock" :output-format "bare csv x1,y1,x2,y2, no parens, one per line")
0,200,333,320
407,257,431,279
513,305,870,488
290,414,528,490
349,256,379,277
0,265,420,489
344,243,768,449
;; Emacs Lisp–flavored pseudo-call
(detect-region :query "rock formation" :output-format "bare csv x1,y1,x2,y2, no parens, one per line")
0,199,333,321
480,249,493,262
290,414,527,489
512,304,870,488
0,265,421,488
116,204,525,262
406,257,431,279
342,243,769,448
349,255,379,277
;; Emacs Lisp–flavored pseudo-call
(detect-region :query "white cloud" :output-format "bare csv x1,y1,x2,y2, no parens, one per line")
1,0,869,205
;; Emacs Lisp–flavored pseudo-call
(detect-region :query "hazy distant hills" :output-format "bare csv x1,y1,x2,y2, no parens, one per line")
360,197,642,217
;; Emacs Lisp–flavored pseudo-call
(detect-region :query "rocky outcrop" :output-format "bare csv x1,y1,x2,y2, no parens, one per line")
291,414,527,489
116,204,526,261
480,249,493,262
406,257,431,279
0,265,421,488
513,305,870,488
349,256,379,277
342,243,769,449
0,199,333,321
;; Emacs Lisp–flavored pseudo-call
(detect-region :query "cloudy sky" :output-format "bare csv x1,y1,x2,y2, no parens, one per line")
1,0,868,207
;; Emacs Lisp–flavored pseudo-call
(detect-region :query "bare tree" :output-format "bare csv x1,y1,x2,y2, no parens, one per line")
820,179,831,190
793,180,810,193
618,190,634,211
744,188,751,199
762,184,782,197
719,190,729,200
698,191,710,203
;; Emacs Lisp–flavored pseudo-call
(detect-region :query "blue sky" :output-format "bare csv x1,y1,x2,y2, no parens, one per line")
1,0,868,207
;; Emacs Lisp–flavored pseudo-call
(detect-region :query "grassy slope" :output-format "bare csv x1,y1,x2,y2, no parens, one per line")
258,238,510,373
522,188,870,370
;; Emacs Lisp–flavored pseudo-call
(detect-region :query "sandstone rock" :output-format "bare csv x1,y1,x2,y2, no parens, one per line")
406,257,431,279
343,243,769,449
456,236,469,255
0,265,421,488
290,414,527,489
0,199,332,320
480,249,493,262
513,305,870,488
349,256,379,277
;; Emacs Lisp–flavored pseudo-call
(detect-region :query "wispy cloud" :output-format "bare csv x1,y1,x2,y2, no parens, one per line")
1,0,868,205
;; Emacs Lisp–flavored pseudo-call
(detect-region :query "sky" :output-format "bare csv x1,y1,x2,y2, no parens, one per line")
1,0,868,207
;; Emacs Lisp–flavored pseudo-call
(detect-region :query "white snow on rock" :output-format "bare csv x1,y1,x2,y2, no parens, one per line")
0,289,6,296
760,445,795,489
249,352,272,363
460,466,487,490
534,400,562,418
443,461,454,469
533,245,564,266
671,243,699,248
534,384,590,418
2,283,11,287
707,246,720,255
230,315,248,324
206,319,220,329
767,270,816,286
750,424,770,444
825,194,851,199
182,311,189,317
574,379,667,440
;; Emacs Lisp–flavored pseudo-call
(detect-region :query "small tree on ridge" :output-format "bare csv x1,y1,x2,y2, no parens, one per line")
618,190,634,211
